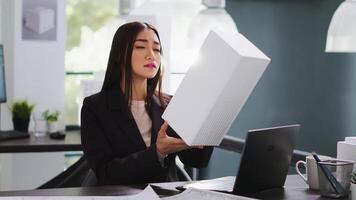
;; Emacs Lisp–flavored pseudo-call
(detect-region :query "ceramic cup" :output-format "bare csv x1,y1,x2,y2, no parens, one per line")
295,155,331,190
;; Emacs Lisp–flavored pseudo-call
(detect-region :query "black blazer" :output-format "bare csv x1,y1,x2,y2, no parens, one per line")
81,88,213,185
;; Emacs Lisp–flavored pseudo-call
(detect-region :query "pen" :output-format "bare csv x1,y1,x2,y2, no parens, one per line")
311,152,346,195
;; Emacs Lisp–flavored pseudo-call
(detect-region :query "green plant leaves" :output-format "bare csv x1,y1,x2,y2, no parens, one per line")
42,109,60,122
10,100,35,120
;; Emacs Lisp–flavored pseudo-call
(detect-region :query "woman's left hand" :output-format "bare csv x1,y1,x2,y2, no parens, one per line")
156,121,193,156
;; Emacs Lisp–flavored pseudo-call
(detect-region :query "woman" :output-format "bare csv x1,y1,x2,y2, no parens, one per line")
81,21,213,185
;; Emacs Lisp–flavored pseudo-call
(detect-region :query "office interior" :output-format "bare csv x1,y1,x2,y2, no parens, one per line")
0,0,355,194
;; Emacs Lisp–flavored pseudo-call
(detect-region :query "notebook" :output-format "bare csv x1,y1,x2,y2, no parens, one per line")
0,130,29,141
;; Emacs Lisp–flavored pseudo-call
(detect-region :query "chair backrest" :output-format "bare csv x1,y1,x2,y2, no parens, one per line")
40,155,192,188
176,163,192,181
81,162,191,186
81,169,97,186
37,156,90,189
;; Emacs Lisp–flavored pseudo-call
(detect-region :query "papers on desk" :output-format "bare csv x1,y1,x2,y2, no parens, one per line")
337,136,356,172
4,185,159,200
178,176,235,192
162,30,270,146
0,185,257,200
162,188,256,200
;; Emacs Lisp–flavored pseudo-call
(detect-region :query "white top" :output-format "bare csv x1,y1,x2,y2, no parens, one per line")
131,100,152,147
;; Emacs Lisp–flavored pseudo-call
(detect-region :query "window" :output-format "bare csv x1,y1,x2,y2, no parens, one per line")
64,0,205,126
65,0,117,126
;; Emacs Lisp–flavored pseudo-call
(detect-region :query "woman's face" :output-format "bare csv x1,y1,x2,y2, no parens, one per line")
131,28,161,81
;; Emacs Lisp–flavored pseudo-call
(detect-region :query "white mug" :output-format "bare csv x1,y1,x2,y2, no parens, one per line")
295,155,331,190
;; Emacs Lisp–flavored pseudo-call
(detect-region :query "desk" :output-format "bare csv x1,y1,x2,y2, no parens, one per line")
0,131,82,153
0,175,349,199
0,131,83,190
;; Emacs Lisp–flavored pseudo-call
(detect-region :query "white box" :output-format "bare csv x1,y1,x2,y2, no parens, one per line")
337,141,356,172
345,137,356,145
162,30,270,146
25,7,55,34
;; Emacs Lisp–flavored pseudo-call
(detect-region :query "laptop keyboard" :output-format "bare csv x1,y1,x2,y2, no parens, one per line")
0,130,30,141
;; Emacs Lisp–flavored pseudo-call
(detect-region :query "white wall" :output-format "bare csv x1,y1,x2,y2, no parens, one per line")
0,0,2,42
11,0,66,129
0,0,66,190
1,0,15,131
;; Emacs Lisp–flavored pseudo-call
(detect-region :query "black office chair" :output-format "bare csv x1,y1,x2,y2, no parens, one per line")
38,156,90,189
81,169,97,186
80,162,192,187
40,156,192,188
176,163,193,182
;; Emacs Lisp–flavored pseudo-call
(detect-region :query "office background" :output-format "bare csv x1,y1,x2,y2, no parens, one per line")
0,0,356,190
205,0,356,179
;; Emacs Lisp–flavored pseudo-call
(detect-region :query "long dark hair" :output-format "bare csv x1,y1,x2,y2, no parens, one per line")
102,21,163,111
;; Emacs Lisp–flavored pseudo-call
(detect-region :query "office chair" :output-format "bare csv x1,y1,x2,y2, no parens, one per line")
80,159,192,186
39,156,192,188
38,156,89,189
81,164,192,187
81,169,96,186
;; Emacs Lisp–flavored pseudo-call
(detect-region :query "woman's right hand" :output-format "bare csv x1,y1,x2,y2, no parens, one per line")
156,121,190,157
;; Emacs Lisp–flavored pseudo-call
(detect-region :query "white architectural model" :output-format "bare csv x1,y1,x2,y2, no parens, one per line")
162,30,270,146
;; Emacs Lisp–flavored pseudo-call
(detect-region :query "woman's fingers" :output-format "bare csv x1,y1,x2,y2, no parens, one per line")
158,122,169,139
172,138,190,150
157,122,200,154
160,121,169,132
165,138,190,154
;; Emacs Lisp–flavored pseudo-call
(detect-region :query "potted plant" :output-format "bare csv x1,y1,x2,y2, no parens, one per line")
42,110,60,133
352,172,356,200
10,100,35,132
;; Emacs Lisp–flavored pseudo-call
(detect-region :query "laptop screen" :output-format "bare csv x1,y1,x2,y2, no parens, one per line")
177,124,299,196
233,124,300,195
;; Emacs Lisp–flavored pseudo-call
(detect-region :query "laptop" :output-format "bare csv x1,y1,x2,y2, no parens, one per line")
177,124,300,196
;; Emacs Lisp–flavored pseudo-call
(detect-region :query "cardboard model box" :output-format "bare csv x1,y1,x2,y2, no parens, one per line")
163,30,270,146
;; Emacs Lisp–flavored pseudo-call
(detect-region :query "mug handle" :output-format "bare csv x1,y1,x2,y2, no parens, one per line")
295,160,307,183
